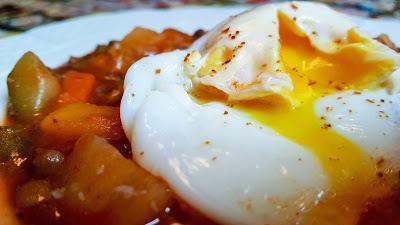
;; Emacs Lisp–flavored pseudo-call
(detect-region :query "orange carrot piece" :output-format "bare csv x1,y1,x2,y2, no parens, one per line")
58,71,96,105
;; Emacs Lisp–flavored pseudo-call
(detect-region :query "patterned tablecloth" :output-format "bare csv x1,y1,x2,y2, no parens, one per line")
0,0,399,38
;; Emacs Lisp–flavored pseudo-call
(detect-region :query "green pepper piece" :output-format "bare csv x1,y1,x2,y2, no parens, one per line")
7,51,60,121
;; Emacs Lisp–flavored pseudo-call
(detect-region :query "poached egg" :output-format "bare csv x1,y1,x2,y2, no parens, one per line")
121,2,400,225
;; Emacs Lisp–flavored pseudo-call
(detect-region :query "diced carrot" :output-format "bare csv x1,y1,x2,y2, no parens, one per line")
57,71,96,106
40,103,124,143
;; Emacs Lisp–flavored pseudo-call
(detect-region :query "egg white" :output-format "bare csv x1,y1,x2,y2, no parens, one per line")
121,55,400,225
316,89,400,169
121,51,327,225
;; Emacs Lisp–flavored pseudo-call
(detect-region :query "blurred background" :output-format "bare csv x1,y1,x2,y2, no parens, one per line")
0,0,398,36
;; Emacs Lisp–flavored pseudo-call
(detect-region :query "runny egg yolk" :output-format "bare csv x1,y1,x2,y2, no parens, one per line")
194,12,397,225
239,13,396,225
277,11,395,103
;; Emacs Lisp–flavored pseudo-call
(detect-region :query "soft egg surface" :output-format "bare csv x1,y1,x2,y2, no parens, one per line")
121,2,400,225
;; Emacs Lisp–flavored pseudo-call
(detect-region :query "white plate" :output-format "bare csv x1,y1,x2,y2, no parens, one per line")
0,6,399,123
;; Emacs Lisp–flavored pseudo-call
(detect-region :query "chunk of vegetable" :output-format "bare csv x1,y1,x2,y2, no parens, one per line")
0,127,30,165
120,27,160,53
40,103,124,142
7,52,60,121
59,134,171,225
57,70,96,106
120,27,196,54
15,180,52,208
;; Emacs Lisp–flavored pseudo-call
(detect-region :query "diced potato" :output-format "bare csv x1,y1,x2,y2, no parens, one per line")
7,52,60,122
120,27,195,54
120,27,160,52
59,134,171,225
117,27,197,74
40,103,124,143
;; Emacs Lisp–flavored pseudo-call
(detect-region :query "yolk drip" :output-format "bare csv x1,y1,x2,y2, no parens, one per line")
238,13,395,225
235,98,375,225
193,11,397,225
